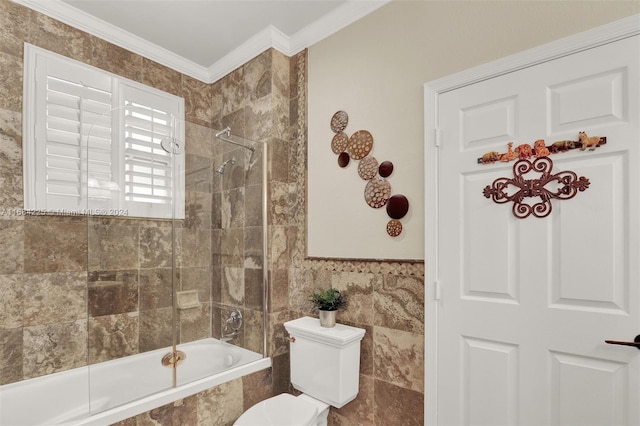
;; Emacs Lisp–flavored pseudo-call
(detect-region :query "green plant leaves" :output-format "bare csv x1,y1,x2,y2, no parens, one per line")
309,288,346,311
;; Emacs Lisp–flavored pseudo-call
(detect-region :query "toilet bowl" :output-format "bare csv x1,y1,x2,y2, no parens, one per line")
233,316,365,426
234,393,329,426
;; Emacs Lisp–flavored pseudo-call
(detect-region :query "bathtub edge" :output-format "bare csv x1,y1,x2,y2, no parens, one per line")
69,357,272,426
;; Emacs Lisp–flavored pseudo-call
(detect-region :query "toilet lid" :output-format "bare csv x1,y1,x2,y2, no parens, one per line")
234,393,317,426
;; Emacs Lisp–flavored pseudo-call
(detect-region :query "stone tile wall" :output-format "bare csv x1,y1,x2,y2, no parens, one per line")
0,0,271,385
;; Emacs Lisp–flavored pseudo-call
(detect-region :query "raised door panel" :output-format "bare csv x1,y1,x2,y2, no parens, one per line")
550,352,630,426
462,337,519,425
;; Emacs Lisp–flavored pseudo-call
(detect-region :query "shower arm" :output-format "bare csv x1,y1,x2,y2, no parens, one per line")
215,127,255,152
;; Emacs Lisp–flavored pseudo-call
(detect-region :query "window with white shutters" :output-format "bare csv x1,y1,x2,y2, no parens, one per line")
121,84,181,219
23,44,184,219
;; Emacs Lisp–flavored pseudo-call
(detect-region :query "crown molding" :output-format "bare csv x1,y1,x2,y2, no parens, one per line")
12,0,211,82
288,0,391,54
207,0,391,83
12,0,391,84
207,25,290,84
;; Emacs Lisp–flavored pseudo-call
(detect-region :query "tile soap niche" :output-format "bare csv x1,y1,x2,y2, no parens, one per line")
176,290,200,310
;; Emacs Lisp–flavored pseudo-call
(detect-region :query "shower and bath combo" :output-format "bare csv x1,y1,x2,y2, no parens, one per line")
214,127,255,173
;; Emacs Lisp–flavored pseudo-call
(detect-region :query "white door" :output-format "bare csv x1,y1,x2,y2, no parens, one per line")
429,33,640,425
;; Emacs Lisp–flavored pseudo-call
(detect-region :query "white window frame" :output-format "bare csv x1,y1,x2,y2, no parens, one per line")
23,44,185,219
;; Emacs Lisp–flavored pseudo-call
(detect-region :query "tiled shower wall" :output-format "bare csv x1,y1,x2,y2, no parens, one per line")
0,0,281,384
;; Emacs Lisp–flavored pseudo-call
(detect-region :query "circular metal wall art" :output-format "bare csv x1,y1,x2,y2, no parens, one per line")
348,130,374,160
386,219,402,237
379,161,394,177
331,132,350,154
358,156,378,180
330,111,349,133
364,177,391,208
338,152,350,168
386,194,409,219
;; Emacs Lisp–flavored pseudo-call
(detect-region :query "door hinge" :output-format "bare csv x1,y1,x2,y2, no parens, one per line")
434,128,441,147
434,280,442,300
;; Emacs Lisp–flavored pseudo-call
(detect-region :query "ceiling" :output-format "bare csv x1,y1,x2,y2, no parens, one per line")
15,0,390,82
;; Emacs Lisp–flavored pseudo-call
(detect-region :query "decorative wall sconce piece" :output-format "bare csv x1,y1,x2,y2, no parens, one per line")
482,156,590,219
387,194,409,219
386,219,402,237
348,130,374,160
379,161,394,177
331,132,350,154
331,110,349,133
358,156,379,180
338,152,350,168
328,110,409,237
364,177,391,208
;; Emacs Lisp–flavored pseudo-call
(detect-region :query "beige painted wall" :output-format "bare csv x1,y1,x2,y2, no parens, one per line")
307,0,639,260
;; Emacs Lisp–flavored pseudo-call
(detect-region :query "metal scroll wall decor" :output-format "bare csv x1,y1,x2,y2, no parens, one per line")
483,157,590,218
479,132,605,218
329,110,409,237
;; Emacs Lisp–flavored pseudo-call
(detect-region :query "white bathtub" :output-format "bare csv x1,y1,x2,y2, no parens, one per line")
0,338,270,426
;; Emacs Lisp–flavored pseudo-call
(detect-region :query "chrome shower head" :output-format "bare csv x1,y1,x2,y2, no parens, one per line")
215,127,231,138
216,157,236,174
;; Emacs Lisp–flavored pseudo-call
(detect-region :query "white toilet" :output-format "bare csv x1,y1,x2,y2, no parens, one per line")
234,316,366,426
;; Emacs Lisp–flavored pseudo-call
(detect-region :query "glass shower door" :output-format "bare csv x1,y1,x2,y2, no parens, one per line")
172,128,267,388
85,105,183,414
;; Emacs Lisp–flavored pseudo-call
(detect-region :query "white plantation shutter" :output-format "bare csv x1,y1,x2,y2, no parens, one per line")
36,57,114,211
121,84,183,218
24,45,184,219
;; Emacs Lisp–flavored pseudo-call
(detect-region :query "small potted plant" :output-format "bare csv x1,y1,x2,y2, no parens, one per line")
309,288,346,328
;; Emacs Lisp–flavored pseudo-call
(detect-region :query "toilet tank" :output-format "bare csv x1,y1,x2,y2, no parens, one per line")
284,316,366,408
